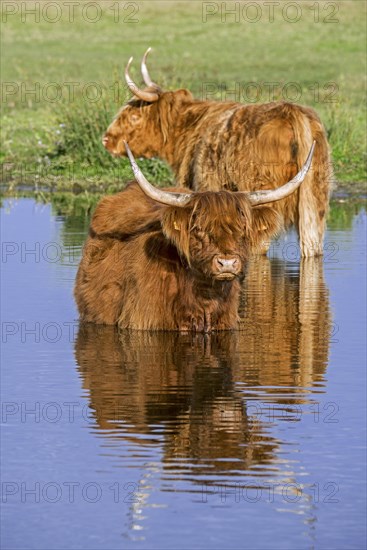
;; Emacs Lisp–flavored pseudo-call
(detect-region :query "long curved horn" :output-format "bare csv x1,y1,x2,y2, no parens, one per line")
141,47,159,88
247,141,316,206
124,141,192,207
124,57,159,103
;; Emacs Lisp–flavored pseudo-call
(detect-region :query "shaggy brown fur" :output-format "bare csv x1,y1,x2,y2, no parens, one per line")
104,89,333,257
74,182,280,331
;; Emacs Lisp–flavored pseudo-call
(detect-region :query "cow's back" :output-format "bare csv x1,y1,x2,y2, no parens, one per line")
175,100,331,254
183,101,323,191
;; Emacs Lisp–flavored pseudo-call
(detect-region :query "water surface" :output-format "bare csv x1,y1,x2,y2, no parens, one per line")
1,198,366,549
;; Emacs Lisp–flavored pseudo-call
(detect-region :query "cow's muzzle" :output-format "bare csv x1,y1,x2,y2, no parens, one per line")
213,256,241,280
102,133,121,156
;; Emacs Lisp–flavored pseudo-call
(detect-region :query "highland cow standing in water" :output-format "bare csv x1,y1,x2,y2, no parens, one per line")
103,49,333,257
75,142,314,331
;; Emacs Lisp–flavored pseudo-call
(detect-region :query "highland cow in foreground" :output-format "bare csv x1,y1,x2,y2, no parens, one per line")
75,142,314,331
103,49,333,257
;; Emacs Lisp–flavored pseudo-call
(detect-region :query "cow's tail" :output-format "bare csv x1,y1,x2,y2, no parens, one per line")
290,108,333,257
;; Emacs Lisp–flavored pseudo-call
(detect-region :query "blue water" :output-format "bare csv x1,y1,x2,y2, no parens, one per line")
1,198,366,549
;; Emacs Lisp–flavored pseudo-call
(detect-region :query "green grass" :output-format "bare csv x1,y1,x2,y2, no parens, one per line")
1,0,366,195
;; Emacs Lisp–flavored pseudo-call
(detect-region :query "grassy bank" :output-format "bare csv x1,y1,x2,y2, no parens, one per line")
1,1,366,195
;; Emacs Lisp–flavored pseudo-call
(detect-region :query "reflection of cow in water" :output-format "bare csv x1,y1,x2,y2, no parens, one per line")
76,327,277,473
238,256,331,391
75,257,331,477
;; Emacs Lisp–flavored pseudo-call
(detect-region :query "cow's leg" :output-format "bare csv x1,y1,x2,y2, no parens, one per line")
213,308,239,331
178,314,205,333
204,310,212,333
297,178,328,257
295,119,332,257
298,210,325,257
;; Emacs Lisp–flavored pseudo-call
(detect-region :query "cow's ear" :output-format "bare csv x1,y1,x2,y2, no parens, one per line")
250,206,282,252
174,89,194,102
160,89,193,104
161,207,191,261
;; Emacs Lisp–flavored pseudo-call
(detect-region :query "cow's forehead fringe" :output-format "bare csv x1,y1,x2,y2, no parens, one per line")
189,192,251,233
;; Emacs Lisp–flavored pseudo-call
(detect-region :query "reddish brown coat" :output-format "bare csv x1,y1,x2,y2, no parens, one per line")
105,91,333,257
74,183,280,331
